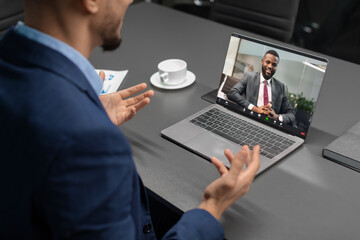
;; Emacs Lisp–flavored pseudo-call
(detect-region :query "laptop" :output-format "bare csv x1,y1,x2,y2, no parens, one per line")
161,33,328,175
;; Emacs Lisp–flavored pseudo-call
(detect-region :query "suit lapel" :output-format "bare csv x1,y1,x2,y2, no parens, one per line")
270,78,279,112
253,73,260,104
0,29,103,111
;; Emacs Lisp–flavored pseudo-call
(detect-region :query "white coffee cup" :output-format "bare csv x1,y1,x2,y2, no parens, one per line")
158,59,187,85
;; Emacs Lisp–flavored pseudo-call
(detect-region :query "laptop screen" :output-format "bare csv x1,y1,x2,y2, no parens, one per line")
216,33,328,139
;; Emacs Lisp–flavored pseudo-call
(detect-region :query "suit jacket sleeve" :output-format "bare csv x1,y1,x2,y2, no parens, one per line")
280,95,296,125
226,73,252,108
275,81,295,125
162,209,224,240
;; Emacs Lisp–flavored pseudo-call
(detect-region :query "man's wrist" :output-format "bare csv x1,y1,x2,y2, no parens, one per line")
248,104,255,111
198,198,224,220
251,105,259,113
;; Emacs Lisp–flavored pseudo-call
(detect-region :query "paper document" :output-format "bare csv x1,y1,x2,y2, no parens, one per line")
95,69,128,95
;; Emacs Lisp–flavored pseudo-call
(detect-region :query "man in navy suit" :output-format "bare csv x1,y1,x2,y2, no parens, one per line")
0,0,260,239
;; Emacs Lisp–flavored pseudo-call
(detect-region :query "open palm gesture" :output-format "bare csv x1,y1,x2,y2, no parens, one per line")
98,71,154,126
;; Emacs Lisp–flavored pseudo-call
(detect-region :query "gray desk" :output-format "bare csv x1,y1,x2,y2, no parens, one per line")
90,2,360,239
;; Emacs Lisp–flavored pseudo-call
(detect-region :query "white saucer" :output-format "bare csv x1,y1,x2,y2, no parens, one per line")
150,71,196,90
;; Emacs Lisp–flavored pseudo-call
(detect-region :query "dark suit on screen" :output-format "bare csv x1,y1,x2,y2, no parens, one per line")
227,72,295,125
0,29,223,240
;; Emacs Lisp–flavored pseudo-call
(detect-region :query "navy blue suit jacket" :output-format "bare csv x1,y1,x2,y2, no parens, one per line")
0,29,223,240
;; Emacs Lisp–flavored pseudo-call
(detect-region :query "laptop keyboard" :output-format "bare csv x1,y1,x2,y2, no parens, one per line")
189,108,295,159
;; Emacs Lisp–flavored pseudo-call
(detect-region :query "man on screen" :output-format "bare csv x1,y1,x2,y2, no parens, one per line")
227,50,295,125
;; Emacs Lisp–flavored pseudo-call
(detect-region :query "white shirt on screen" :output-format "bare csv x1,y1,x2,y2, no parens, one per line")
248,73,284,122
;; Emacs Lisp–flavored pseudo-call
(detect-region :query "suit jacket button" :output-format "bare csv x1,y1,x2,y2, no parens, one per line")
143,223,152,233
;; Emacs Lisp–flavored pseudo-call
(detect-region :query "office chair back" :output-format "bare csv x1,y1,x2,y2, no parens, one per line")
210,0,300,42
0,0,24,36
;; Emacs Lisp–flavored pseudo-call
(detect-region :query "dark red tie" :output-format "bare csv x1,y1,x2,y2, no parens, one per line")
263,81,269,106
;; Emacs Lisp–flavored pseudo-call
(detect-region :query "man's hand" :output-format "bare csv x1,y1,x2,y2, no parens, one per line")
198,145,260,220
252,105,270,115
252,104,279,120
264,105,279,120
98,71,154,126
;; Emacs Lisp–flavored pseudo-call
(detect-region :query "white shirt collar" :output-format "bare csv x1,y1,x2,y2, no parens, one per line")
14,21,103,95
260,72,271,85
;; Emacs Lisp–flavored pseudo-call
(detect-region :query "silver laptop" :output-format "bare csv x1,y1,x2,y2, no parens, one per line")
161,33,328,175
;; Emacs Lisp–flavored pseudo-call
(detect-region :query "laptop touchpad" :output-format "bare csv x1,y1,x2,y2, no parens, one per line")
185,131,242,167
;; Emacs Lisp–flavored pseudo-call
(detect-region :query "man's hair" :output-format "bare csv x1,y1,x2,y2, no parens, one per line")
265,50,280,62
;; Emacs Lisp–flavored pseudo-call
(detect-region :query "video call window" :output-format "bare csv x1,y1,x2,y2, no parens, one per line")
218,36,327,134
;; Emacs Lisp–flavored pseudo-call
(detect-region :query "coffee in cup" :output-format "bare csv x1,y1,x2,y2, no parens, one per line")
158,59,187,85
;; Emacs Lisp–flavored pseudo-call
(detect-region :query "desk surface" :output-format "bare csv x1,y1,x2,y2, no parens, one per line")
90,2,360,239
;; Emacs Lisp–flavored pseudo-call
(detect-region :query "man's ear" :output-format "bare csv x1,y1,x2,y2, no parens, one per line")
81,0,101,14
